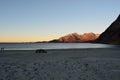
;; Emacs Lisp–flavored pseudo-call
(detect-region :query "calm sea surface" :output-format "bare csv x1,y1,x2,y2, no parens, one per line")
0,43,118,50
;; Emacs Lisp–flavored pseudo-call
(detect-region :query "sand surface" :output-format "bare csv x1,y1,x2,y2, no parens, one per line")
0,48,120,80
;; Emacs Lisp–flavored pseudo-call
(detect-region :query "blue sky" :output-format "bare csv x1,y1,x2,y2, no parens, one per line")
0,0,120,42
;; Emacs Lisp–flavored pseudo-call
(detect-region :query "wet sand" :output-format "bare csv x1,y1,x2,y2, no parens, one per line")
0,48,120,80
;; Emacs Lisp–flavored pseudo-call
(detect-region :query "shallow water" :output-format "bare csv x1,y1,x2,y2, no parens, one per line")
0,43,118,50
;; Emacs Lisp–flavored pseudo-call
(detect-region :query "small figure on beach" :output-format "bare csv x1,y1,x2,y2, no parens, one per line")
35,49,47,53
1,47,4,53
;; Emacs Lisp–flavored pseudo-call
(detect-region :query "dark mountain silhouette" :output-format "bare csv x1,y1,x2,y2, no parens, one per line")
49,32,100,43
96,14,120,44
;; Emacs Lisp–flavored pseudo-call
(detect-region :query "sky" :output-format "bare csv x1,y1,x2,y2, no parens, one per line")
0,0,120,42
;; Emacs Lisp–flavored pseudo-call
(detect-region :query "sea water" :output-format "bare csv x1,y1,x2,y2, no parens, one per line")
0,43,118,50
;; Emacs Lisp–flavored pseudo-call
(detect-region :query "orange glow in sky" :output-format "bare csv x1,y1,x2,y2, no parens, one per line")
0,34,60,42
0,0,120,42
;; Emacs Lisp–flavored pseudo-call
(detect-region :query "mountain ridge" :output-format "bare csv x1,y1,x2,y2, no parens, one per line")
49,32,100,43
38,14,120,44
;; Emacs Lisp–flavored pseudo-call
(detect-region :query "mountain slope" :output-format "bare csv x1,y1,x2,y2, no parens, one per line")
49,32,100,43
96,14,120,44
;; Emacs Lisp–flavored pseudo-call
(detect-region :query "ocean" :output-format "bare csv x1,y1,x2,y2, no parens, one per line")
0,43,118,50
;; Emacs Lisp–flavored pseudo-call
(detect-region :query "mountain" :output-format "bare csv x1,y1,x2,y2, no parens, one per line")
96,14,120,44
49,32,100,43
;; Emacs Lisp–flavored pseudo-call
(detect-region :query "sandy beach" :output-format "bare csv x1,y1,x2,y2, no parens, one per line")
0,48,120,80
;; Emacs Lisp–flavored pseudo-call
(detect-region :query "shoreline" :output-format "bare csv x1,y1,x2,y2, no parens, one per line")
0,47,119,54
